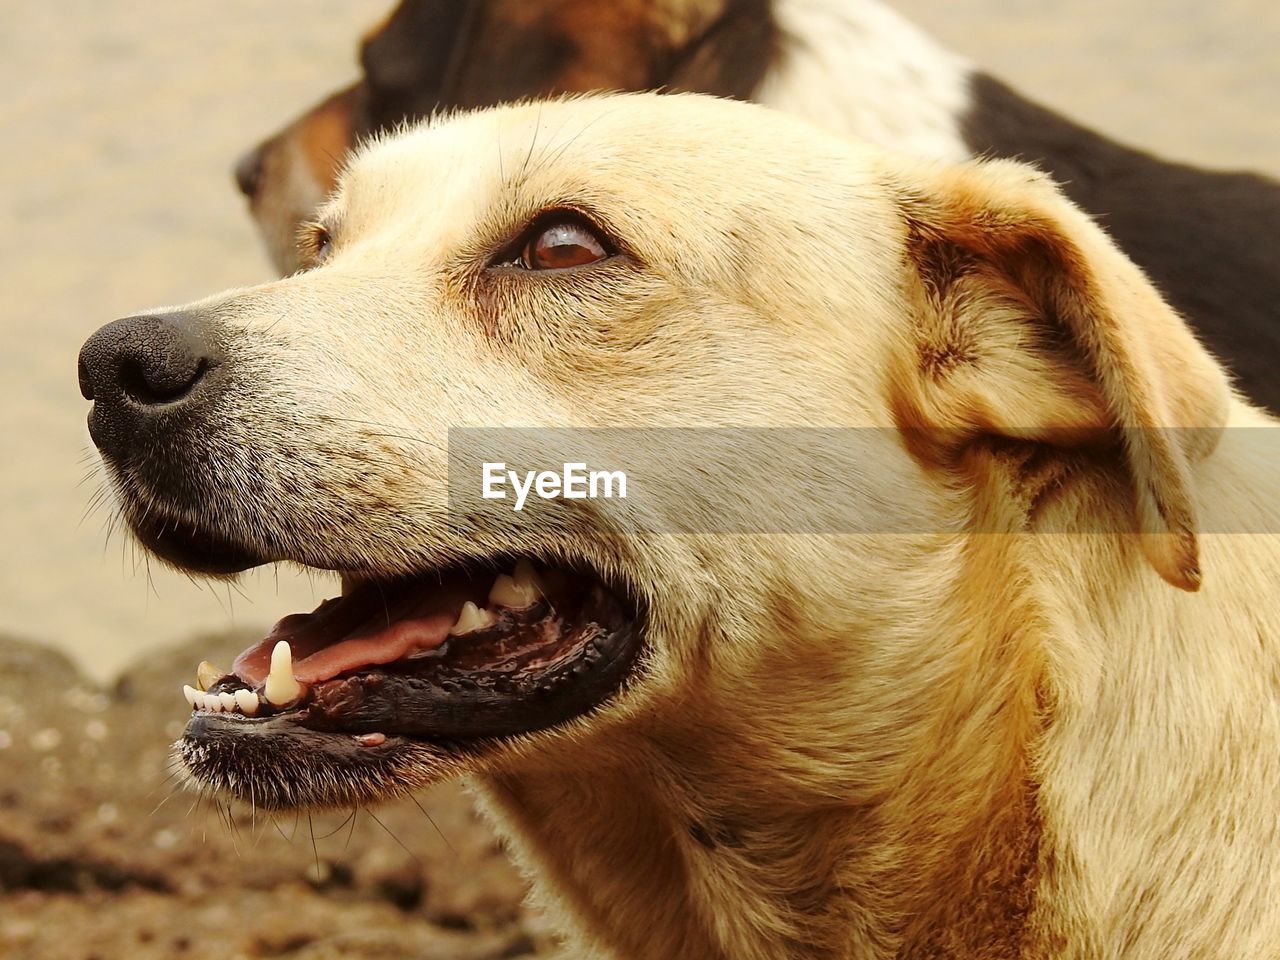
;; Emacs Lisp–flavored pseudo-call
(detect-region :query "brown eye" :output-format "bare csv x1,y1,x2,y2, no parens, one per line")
303,224,333,266
520,217,611,270
313,227,333,263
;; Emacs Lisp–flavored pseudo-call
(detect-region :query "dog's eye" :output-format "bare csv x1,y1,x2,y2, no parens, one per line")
303,223,333,266
313,227,333,264
518,216,612,270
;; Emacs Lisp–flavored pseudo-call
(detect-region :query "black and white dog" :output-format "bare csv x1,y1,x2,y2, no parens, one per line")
236,0,1280,408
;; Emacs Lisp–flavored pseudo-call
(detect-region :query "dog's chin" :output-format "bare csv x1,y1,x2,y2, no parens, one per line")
165,538,645,810
126,504,275,576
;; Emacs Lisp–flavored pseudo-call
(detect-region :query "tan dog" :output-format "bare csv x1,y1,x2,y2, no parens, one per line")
78,93,1280,959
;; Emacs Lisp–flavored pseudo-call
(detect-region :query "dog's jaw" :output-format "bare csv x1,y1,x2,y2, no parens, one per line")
172,558,648,810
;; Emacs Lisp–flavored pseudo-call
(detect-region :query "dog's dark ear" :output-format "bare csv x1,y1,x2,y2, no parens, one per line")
360,0,473,127
886,159,1230,590
667,0,776,100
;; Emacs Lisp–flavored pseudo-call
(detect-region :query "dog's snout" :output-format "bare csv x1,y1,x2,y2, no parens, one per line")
234,143,266,199
79,312,224,457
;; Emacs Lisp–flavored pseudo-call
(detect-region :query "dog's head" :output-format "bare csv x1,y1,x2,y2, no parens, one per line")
236,0,775,274
79,93,1229,810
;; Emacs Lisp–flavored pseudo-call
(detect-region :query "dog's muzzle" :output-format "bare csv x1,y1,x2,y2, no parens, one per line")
77,310,266,574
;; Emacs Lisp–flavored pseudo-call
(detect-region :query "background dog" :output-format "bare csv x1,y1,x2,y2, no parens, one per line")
81,92,1280,959
235,0,1280,413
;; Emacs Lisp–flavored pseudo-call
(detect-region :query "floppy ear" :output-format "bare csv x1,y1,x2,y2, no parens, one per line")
360,0,475,127
886,158,1231,591
667,0,776,100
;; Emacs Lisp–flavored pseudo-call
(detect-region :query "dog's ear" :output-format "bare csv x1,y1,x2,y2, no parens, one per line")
667,0,776,100
886,158,1231,590
360,0,474,127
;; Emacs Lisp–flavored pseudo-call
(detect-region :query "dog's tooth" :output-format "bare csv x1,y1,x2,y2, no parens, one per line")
218,692,237,712
203,693,221,713
449,601,496,636
512,559,545,597
182,685,200,709
488,573,538,609
264,640,303,706
196,660,223,692
234,689,260,716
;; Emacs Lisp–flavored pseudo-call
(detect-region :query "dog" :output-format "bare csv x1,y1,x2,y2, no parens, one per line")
80,92,1280,958
234,0,1280,414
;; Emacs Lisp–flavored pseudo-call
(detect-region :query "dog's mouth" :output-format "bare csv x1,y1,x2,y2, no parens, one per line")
177,558,644,808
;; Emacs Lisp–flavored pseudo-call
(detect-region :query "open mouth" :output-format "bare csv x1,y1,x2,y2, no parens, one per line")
176,559,644,808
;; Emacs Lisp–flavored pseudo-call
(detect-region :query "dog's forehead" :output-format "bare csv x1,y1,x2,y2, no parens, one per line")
342,96,686,210
335,94,886,244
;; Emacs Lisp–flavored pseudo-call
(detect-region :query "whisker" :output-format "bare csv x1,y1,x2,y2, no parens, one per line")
316,809,358,841
367,809,421,865
308,813,321,881
343,806,360,857
410,793,456,856
271,815,293,845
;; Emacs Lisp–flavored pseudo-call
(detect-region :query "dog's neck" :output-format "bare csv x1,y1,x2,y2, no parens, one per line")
476,533,1050,960
753,0,974,162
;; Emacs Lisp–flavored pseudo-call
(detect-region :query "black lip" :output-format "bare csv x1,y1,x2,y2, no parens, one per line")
176,711,464,809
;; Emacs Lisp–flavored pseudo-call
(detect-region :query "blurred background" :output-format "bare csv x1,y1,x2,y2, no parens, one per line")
0,1,1276,957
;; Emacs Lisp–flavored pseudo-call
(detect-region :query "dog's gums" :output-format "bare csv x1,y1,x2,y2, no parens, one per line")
175,559,643,808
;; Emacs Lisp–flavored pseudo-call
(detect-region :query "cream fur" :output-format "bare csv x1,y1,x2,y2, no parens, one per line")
155,94,1280,958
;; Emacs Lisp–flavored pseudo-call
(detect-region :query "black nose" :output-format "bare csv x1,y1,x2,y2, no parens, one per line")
78,312,224,459
234,143,266,199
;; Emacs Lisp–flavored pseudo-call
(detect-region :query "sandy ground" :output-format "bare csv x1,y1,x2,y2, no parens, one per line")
0,632,553,959
0,2,1276,957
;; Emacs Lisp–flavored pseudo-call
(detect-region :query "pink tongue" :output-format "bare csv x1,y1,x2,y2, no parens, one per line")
231,579,479,686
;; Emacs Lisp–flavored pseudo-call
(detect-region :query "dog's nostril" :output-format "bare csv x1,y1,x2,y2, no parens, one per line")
78,354,95,401
234,144,266,199
119,355,209,406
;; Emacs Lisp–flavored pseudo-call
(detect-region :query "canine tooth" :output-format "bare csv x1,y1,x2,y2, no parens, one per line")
234,689,260,716
264,640,303,706
488,573,538,609
196,661,223,691
203,693,221,713
182,685,200,709
449,601,496,636
513,559,545,596
218,692,237,712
